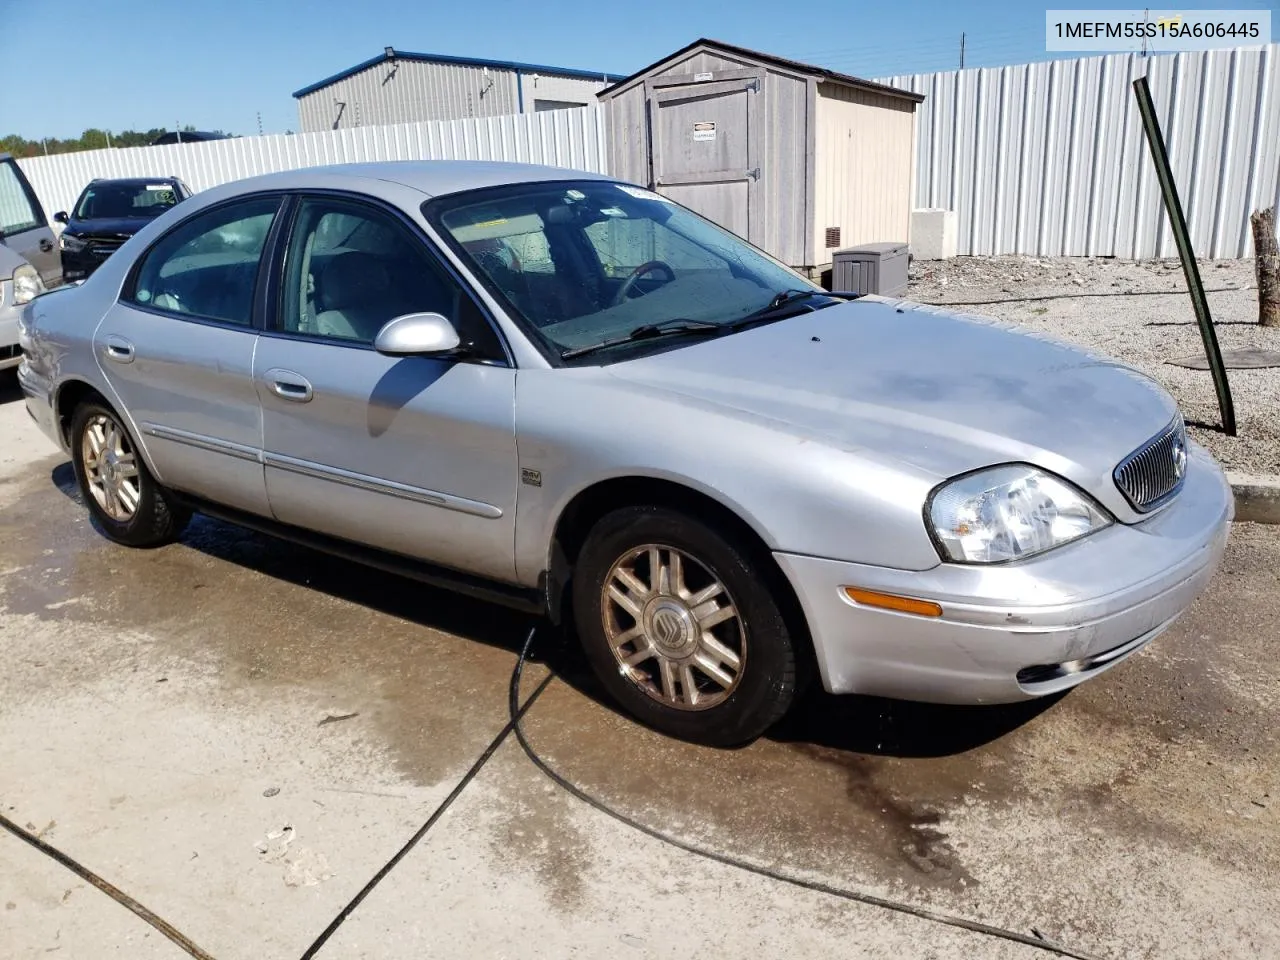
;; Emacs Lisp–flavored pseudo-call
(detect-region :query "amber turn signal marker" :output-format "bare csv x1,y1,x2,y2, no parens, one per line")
843,587,943,618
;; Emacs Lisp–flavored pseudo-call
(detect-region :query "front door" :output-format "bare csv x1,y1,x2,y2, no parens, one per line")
96,194,282,517
0,157,61,284
254,194,519,582
647,72,761,241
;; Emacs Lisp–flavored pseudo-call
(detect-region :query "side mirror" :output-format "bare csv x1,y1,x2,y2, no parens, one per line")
53,211,69,224
373,312,461,357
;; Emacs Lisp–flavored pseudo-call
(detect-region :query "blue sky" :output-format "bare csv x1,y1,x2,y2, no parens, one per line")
3,0,1276,139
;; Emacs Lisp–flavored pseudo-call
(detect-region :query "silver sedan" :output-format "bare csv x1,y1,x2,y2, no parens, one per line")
18,161,1232,745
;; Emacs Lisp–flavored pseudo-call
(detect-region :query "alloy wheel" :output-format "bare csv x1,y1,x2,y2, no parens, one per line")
602,543,745,710
81,413,141,522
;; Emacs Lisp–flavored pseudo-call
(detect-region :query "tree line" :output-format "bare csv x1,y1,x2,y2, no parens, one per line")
1,126,237,158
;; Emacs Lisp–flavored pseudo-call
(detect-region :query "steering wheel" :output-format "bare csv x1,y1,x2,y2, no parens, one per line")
611,260,676,307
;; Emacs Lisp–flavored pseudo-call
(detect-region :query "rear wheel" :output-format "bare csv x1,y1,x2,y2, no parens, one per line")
572,505,797,746
71,401,189,547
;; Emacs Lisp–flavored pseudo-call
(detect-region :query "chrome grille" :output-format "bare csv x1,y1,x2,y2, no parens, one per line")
82,234,128,256
1113,419,1188,512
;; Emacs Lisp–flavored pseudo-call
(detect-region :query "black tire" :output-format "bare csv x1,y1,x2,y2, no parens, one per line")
70,401,189,547
572,505,797,747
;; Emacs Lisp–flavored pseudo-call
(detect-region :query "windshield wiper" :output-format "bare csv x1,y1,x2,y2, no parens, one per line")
560,319,724,360
731,288,865,329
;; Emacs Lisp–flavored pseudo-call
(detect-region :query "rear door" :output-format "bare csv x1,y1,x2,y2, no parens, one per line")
97,194,283,517
0,156,61,284
647,72,761,241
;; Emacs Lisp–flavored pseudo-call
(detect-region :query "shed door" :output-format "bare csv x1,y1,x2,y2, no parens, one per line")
648,75,760,241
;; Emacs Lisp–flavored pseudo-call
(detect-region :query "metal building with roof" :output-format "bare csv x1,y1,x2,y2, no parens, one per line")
293,48,626,132
597,39,924,276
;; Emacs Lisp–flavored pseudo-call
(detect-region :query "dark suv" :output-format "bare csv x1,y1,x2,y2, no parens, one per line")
55,177,193,280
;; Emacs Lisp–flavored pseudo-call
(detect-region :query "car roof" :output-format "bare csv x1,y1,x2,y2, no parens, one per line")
203,160,615,200
86,177,184,187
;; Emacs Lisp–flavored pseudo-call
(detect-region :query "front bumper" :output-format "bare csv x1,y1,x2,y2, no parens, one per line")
60,248,113,282
776,443,1233,704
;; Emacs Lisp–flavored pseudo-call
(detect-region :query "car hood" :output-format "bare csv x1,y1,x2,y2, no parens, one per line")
65,217,152,237
605,297,1179,516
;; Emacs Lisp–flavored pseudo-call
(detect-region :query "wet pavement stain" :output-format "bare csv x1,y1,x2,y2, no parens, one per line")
485,772,594,911
0,459,531,788
783,744,968,880
515,677,994,892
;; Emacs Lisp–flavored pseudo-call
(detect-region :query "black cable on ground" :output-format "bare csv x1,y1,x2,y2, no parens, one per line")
509,628,1107,960
298,670,552,960
919,284,1252,307
0,810,217,960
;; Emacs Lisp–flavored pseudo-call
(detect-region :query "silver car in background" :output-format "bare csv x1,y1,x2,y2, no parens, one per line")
18,161,1232,745
1,153,61,370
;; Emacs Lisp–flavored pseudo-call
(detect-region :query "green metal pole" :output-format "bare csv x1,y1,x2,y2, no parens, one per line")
1132,75,1236,436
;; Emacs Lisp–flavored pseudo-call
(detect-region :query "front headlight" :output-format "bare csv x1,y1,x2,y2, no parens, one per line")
12,264,43,305
60,232,87,252
927,464,1111,564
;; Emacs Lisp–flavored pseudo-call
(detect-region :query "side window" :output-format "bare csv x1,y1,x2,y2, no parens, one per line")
280,197,500,355
130,197,280,326
584,215,730,279
0,160,41,236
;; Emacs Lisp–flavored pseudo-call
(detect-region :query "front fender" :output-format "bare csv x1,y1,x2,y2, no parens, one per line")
512,369,943,586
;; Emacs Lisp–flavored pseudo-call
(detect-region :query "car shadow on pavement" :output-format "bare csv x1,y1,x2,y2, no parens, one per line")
768,687,1064,758
50,461,1062,759
0,375,23,405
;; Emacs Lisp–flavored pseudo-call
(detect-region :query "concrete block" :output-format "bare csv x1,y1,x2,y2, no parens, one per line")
911,208,957,260
1227,472,1280,524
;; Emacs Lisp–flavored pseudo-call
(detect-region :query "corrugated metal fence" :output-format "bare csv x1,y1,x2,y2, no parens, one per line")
876,44,1280,259
16,107,607,220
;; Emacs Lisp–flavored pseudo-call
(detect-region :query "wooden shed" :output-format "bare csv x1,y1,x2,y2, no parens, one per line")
597,39,924,278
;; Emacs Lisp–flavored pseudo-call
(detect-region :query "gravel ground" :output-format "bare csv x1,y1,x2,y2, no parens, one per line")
905,256,1280,475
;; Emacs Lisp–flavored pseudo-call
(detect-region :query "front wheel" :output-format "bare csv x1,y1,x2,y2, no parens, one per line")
572,506,798,747
71,401,189,547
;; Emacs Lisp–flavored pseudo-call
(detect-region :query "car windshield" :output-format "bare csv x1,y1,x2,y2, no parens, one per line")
426,180,826,361
75,182,179,220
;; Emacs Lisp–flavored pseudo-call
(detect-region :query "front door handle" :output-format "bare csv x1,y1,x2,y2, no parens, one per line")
265,368,313,403
103,335,135,363
39,238,54,252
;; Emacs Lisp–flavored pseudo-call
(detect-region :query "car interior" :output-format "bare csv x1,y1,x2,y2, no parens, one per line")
287,207,461,343
444,192,777,353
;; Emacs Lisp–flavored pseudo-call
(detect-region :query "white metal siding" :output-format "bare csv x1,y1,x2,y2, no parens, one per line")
17,108,609,219
876,44,1280,258
298,60,519,131
525,72,610,111
813,83,915,262
296,60,613,132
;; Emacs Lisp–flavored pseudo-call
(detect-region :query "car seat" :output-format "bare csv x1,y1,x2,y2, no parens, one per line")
313,251,399,342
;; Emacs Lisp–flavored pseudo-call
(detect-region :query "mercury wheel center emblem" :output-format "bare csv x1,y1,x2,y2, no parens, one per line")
651,607,687,648
1172,435,1188,479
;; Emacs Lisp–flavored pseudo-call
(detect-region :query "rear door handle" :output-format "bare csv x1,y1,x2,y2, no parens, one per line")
39,238,54,252
103,335,135,363
265,368,313,403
